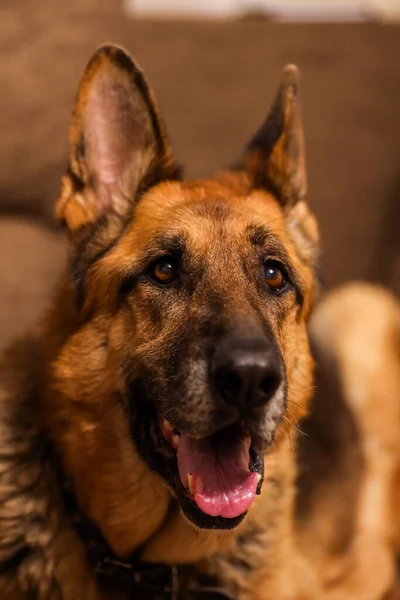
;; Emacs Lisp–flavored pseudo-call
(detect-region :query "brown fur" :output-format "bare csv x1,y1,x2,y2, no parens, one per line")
0,44,399,600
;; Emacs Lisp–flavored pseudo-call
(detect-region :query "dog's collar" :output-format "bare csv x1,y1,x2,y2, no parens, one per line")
95,554,186,600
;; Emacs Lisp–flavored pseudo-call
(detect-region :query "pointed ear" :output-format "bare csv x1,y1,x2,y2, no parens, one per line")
239,64,306,209
56,44,180,238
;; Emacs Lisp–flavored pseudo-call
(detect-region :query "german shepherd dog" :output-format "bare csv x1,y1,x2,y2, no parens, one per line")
1,44,400,600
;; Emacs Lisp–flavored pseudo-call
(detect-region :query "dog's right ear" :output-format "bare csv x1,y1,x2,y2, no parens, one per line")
56,44,180,241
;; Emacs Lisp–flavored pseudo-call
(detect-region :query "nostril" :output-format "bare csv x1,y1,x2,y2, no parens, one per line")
218,370,242,405
259,371,280,400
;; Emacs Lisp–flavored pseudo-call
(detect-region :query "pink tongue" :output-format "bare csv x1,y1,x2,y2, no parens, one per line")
177,427,259,519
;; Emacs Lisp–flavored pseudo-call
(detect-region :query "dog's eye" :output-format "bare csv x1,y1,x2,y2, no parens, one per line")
263,261,287,293
151,258,178,284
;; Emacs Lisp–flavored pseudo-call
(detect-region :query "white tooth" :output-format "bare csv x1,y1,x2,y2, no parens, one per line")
194,475,203,494
256,473,262,484
162,419,174,432
172,434,180,449
187,473,194,496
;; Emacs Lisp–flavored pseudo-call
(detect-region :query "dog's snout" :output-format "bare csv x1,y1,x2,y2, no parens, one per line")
211,334,281,410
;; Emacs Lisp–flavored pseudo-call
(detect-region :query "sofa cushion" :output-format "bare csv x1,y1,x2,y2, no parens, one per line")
0,218,66,350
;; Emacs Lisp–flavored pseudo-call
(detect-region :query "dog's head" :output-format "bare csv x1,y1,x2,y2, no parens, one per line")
49,45,319,548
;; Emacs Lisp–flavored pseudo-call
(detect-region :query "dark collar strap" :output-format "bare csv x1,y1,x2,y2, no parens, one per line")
95,555,236,600
95,556,184,600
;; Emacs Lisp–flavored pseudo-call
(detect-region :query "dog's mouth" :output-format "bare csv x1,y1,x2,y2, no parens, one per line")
160,419,262,520
134,406,264,529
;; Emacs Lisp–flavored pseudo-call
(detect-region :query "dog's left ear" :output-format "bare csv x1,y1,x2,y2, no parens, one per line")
57,44,179,239
238,64,306,209
238,65,320,274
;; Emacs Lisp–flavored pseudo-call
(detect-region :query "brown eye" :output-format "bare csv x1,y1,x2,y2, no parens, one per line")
151,258,177,284
264,261,287,292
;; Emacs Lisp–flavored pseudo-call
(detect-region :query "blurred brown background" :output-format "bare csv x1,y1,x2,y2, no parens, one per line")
0,0,399,350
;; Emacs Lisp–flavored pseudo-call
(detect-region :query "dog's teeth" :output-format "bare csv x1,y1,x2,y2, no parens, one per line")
194,475,203,494
187,473,194,496
256,473,262,484
162,419,174,433
172,434,180,449
187,473,202,496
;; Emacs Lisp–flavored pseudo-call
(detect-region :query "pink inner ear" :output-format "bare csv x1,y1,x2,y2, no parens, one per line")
84,72,149,212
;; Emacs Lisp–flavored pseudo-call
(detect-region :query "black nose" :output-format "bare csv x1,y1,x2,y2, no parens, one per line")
211,333,282,410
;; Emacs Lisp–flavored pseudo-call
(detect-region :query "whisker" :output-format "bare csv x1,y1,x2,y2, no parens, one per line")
289,384,318,394
287,399,304,410
283,413,307,437
285,424,294,463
